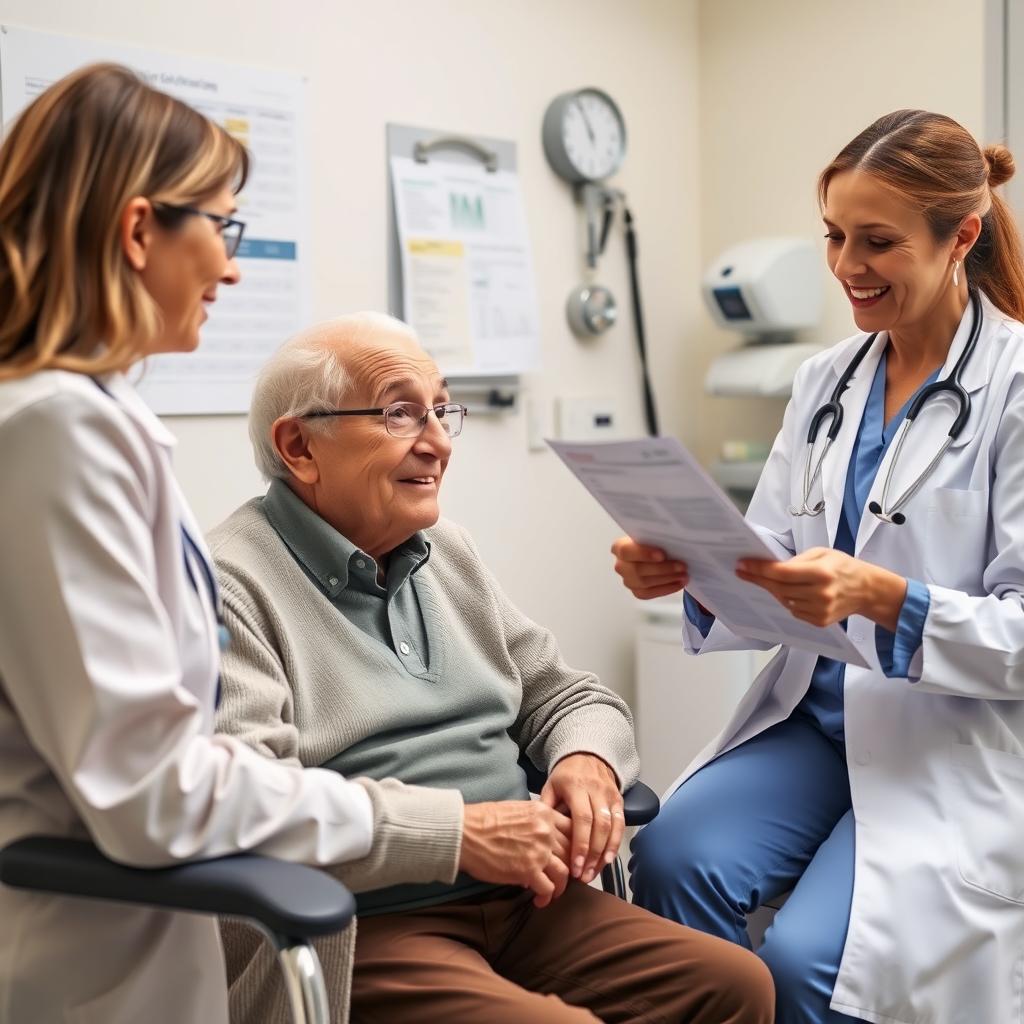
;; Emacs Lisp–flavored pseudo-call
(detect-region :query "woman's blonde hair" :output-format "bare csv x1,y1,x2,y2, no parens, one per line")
0,62,249,379
819,110,1024,321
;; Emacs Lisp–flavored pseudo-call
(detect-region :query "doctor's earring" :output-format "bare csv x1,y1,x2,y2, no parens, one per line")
952,258,961,287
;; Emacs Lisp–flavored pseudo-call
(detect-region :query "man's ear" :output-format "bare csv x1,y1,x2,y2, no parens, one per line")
120,197,155,272
272,417,320,484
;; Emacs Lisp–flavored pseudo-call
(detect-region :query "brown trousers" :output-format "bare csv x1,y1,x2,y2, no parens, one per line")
350,881,774,1023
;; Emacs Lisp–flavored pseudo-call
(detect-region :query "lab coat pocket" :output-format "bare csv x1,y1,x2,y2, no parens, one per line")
925,487,987,589
951,742,1024,904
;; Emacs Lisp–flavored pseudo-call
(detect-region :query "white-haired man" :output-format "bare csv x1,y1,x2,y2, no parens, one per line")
210,313,774,1024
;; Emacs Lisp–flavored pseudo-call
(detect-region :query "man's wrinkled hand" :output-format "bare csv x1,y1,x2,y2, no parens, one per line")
540,753,624,885
459,800,573,907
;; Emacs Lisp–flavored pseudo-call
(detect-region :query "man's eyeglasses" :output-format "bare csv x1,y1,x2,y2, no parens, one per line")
303,401,468,438
152,202,247,259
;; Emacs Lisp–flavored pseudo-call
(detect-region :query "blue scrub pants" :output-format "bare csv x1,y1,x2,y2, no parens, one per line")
630,717,860,1024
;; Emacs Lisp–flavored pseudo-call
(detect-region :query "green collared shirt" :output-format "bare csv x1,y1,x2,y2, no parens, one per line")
262,480,434,678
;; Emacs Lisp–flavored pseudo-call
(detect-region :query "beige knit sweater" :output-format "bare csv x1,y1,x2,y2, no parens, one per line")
209,500,640,1024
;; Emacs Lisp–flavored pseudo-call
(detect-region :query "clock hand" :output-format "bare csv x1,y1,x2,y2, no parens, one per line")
575,98,596,143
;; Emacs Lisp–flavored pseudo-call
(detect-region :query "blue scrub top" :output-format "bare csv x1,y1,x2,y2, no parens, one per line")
686,349,935,744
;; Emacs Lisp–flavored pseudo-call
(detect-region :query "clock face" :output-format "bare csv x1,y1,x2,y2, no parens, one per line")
561,89,625,182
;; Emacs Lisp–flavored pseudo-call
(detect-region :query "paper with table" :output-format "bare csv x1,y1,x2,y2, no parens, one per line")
549,437,868,667
389,155,540,375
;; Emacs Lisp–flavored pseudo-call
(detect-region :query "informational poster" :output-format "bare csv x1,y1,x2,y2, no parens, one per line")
390,155,540,375
0,24,311,414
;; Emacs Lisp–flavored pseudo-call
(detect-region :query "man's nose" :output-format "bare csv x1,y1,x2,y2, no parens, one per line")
415,410,453,454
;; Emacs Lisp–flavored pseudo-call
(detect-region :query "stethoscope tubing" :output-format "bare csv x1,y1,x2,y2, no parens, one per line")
791,289,982,523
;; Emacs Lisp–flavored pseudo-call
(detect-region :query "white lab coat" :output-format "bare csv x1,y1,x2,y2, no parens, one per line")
0,370,374,1024
669,292,1024,1024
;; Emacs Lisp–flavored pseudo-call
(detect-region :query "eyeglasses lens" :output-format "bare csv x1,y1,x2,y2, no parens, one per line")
384,404,464,438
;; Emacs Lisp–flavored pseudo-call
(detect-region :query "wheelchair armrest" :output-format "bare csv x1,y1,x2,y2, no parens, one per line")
0,837,355,940
517,755,660,827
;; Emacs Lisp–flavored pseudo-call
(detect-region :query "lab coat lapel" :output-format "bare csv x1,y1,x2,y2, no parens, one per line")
856,293,992,553
820,334,884,546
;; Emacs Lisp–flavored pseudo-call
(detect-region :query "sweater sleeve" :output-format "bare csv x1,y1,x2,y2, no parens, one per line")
446,525,640,791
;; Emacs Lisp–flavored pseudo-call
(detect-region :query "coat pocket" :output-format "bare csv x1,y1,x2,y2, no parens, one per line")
925,487,988,590
951,742,1024,903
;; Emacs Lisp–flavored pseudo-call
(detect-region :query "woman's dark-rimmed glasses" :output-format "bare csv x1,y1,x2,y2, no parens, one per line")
152,202,246,259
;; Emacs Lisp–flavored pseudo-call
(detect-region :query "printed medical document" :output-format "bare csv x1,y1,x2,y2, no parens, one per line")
549,437,868,667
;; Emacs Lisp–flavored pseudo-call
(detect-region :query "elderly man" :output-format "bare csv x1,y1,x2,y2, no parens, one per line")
210,313,773,1024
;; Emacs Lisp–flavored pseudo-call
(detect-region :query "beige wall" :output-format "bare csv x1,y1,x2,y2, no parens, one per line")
691,0,990,466
0,0,703,703
0,0,997,708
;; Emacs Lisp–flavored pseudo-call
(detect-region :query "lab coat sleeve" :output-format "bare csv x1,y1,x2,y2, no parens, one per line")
914,381,1024,699
683,359,806,655
0,390,374,867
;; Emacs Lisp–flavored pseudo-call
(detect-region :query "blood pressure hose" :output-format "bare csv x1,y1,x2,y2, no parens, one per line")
623,206,660,436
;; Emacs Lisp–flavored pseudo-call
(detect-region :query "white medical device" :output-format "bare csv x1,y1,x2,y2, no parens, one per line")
702,238,822,338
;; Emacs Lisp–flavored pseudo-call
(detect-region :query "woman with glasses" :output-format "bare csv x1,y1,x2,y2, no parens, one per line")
0,64,385,1024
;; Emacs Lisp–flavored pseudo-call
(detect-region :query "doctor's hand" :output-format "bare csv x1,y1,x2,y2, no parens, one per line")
540,753,625,886
736,547,907,631
459,800,573,908
611,537,688,599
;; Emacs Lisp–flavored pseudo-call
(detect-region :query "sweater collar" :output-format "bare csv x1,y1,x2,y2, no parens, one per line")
261,478,430,600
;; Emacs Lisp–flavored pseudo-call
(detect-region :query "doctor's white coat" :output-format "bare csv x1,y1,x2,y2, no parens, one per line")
0,370,374,1024
671,293,1024,1024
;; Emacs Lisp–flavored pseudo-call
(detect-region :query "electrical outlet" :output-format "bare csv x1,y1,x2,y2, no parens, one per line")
556,396,619,441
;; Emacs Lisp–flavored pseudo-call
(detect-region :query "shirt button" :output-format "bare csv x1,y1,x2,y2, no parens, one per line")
855,751,872,766
851,632,863,643
356,559,366,569
399,641,411,656
328,576,339,587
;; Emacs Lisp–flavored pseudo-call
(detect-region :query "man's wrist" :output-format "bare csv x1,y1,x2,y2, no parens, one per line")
552,751,618,785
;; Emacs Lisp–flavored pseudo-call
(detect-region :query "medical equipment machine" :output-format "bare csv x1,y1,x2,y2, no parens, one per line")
791,288,982,525
703,238,823,338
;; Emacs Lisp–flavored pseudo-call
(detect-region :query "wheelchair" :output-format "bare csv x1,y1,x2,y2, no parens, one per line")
0,759,658,1023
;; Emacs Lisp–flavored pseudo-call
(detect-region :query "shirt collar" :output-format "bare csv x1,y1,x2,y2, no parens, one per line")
261,478,431,599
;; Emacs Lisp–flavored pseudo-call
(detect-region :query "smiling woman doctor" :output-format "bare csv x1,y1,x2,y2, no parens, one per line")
613,110,1024,1024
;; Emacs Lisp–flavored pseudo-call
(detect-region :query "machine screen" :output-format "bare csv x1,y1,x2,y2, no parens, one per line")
713,287,752,321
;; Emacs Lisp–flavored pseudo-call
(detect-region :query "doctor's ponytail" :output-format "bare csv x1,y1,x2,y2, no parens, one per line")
819,110,1024,323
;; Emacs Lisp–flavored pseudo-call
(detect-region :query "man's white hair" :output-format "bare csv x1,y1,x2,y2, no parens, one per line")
249,312,419,481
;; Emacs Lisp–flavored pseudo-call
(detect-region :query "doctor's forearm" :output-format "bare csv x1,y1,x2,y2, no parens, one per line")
860,564,908,633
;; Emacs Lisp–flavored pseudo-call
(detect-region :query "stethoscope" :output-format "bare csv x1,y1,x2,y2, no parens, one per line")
790,288,982,526
90,379,230,684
